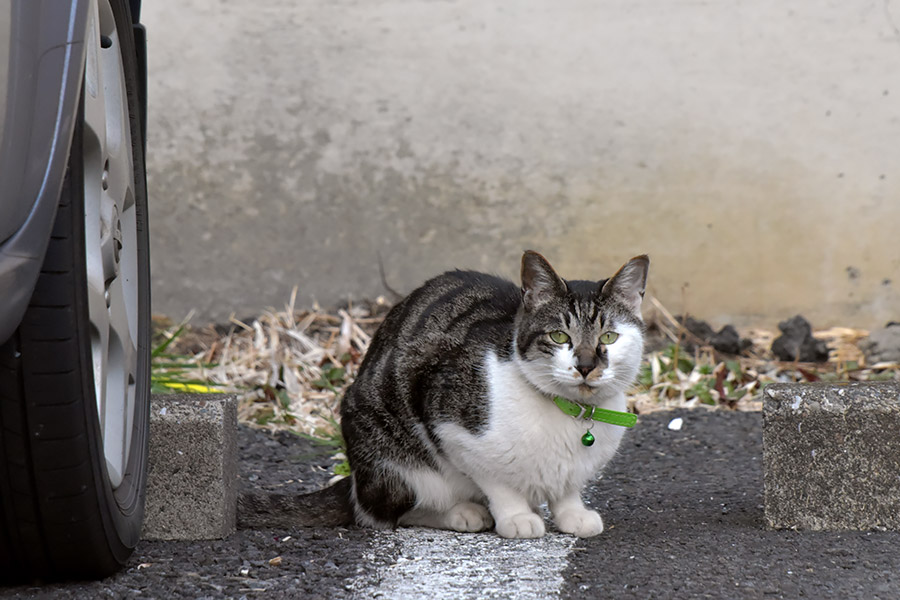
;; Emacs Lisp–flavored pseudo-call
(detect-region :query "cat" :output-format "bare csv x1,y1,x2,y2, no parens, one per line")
238,251,649,538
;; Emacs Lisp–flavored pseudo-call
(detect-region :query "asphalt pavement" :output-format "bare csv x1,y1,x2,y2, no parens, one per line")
3,409,899,599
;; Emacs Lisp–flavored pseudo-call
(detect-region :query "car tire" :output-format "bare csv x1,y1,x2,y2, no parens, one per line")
0,0,150,581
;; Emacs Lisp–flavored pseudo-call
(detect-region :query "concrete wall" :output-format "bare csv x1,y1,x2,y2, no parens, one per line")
143,0,900,328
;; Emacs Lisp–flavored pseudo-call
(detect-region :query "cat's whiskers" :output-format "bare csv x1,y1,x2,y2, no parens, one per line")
516,362,558,389
518,359,597,401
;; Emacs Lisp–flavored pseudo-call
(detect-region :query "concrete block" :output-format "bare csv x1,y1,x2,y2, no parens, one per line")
143,394,238,540
763,382,900,531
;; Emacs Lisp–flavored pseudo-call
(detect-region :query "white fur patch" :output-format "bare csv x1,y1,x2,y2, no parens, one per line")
397,463,481,513
435,351,629,511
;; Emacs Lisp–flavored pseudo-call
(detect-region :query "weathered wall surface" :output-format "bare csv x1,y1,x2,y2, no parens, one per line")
144,0,900,327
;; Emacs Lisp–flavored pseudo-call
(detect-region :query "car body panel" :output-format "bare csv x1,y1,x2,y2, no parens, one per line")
0,0,90,345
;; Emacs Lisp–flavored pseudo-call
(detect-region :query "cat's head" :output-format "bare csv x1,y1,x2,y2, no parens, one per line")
513,251,649,403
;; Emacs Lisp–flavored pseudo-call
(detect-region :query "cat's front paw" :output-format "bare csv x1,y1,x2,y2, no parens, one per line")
554,508,604,537
495,512,545,539
447,502,494,532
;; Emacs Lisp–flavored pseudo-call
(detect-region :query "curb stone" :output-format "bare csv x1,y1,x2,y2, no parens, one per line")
763,381,900,531
142,394,238,540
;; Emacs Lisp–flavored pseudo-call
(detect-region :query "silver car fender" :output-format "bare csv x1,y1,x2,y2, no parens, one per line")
0,0,91,344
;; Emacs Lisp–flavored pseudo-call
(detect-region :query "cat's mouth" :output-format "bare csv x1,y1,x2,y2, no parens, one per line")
570,371,614,396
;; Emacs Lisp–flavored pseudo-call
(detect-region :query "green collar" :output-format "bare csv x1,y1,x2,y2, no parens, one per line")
553,396,637,428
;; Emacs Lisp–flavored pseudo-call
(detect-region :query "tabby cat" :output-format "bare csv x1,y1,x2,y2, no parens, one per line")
239,251,649,539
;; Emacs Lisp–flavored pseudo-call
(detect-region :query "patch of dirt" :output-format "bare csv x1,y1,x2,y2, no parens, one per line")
238,426,337,495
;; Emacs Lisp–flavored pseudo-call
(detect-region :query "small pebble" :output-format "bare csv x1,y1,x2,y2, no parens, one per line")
667,417,684,431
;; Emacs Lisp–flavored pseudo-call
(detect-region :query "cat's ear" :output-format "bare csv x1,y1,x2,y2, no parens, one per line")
521,250,567,311
601,255,650,314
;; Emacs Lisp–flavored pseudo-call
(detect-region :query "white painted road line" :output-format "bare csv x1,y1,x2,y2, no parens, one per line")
348,529,576,599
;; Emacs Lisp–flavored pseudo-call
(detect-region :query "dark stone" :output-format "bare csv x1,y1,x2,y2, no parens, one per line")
677,316,751,355
770,315,829,362
859,322,900,364
679,316,715,344
709,325,746,355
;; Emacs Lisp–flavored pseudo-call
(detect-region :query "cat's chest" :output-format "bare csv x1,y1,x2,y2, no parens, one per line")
485,356,625,456
435,352,626,497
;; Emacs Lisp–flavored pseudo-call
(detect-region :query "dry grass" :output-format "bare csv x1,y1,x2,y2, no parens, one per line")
153,289,390,440
152,291,899,441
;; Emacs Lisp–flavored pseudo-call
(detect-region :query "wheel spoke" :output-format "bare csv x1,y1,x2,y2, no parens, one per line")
106,149,134,212
117,205,139,339
86,280,110,439
99,29,134,212
104,275,134,486
82,31,107,161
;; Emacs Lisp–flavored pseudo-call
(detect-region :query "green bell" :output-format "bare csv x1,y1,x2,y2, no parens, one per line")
581,431,595,446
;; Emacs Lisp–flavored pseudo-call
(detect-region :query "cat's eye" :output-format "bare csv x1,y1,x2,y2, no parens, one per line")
599,331,619,345
549,331,570,344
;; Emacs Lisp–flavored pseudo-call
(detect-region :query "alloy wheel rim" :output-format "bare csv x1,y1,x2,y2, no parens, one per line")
82,0,138,490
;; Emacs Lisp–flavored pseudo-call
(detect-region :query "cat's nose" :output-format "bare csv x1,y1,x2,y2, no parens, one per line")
576,363,594,378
